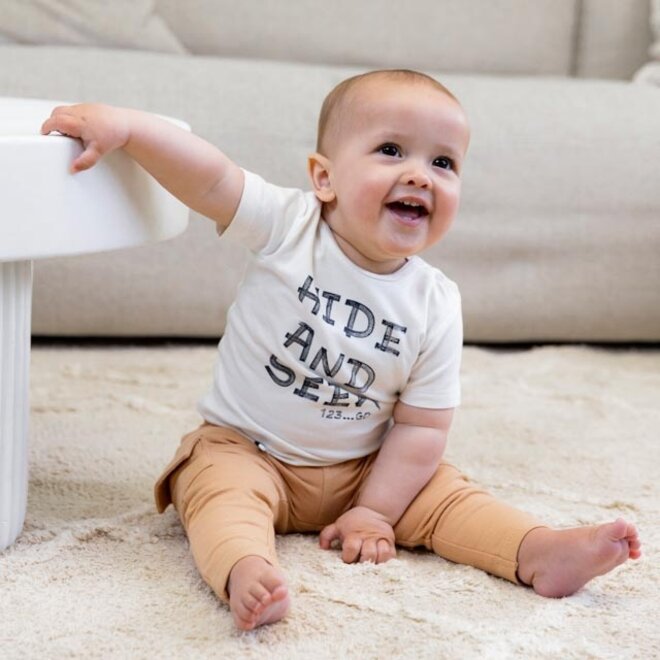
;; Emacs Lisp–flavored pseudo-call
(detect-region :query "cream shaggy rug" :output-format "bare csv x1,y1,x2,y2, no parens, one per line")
1,345,658,659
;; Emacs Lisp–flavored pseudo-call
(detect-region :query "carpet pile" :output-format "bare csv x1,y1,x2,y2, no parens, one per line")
1,345,658,658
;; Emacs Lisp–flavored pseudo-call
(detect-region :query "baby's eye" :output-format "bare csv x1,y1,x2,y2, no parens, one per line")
378,144,401,158
433,156,454,171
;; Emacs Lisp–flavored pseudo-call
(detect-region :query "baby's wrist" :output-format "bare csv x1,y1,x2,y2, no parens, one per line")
352,503,396,527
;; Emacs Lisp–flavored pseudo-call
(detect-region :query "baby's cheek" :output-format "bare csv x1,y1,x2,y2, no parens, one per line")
432,192,461,237
441,185,461,214
350,187,379,217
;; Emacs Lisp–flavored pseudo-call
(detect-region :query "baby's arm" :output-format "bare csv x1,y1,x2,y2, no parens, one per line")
319,402,452,563
357,402,452,523
41,103,244,229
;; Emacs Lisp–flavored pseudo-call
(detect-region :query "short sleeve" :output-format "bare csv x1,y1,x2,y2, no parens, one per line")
218,169,314,255
398,289,463,410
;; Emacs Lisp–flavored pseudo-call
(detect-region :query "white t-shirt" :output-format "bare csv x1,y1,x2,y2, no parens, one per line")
198,170,463,466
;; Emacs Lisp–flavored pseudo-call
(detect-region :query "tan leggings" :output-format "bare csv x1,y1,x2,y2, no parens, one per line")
154,424,544,602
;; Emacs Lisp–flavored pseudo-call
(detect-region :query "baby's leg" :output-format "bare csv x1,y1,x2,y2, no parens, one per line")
395,463,542,584
516,519,641,597
394,463,640,597
168,428,290,630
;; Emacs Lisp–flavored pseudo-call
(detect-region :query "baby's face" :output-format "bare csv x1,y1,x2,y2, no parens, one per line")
313,78,470,274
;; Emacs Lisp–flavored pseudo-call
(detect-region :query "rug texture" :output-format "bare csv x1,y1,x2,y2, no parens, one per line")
1,345,658,659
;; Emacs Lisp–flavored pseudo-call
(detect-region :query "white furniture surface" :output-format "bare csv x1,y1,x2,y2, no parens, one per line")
0,97,189,551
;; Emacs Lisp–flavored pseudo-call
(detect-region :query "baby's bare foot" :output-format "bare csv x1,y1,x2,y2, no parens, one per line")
227,555,290,631
517,518,641,598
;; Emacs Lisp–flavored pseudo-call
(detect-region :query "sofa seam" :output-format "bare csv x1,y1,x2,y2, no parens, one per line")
570,0,585,77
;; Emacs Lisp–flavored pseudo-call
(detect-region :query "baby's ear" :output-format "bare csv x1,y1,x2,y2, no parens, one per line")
307,153,336,203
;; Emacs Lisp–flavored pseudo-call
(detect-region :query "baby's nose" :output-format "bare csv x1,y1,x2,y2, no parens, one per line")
401,167,431,188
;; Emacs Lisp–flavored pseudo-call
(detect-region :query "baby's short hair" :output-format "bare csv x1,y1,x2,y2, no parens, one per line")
316,69,458,155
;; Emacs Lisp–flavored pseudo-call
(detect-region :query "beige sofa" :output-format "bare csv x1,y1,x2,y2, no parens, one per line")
1,0,659,342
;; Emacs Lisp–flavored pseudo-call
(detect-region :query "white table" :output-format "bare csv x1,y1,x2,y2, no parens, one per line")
0,97,189,551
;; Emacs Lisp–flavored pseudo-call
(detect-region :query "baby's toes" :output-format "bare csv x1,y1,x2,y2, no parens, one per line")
270,584,289,602
628,539,642,559
233,603,258,630
248,583,272,608
242,591,266,614
261,574,288,601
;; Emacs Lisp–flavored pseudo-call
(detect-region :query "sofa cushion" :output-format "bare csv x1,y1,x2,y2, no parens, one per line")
1,45,659,341
576,0,653,79
156,0,577,76
651,0,660,58
634,60,660,85
0,0,186,54
438,75,660,342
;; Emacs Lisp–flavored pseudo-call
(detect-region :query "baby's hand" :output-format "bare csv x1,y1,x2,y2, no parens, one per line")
41,103,131,174
319,506,396,564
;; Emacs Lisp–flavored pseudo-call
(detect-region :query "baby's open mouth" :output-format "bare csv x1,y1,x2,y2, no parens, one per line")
386,200,429,220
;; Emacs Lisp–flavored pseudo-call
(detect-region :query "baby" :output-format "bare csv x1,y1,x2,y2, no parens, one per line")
42,69,641,631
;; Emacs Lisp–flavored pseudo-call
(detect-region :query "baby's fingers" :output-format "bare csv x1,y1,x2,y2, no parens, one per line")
376,538,396,563
359,537,379,563
359,537,395,564
41,112,81,138
341,535,362,564
319,523,339,550
71,142,102,173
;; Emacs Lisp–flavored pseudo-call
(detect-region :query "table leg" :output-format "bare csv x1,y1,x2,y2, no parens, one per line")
0,260,32,552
